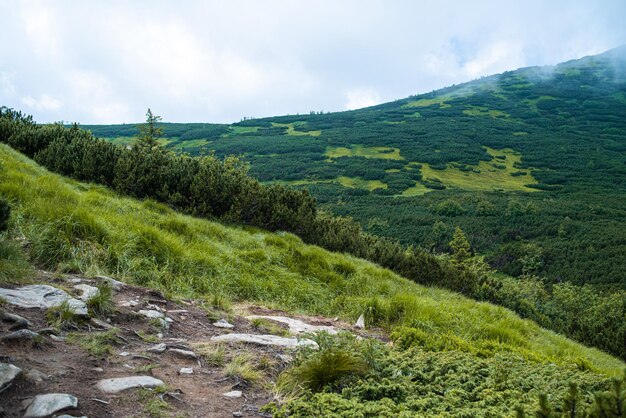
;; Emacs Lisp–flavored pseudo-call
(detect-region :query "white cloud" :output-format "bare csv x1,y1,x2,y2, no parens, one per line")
21,94,62,111
345,88,381,110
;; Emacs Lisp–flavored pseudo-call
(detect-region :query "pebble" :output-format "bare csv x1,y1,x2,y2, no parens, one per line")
169,348,198,359
179,367,193,374
146,343,167,354
222,390,242,398
94,275,125,291
90,318,113,330
25,368,48,384
233,412,243,417
73,284,100,301
213,319,235,329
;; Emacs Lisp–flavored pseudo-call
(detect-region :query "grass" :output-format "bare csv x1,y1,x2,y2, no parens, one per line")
46,301,79,330
67,328,121,358
194,343,226,367
400,181,431,197
86,282,114,317
0,143,623,379
417,147,539,192
250,317,290,336
337,176,387,191
326,145,404,160
224,353,263,384
462,105,510,118
403,97,452,109
271,122,321,137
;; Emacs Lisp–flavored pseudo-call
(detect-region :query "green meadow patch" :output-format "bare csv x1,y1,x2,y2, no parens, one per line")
326,145,404,160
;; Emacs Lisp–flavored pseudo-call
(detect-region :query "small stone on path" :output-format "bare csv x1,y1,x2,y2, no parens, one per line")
213,319,234,329
146,343,167,353
179,367,193,374
73,284,99,301
1,329,41,342
169,348,198,359
96,376,164,393
23,393,78,418
223,390,242,398
1,311,33,329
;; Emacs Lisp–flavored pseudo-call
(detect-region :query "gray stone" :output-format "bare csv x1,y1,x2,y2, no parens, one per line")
246,315,337,335
169,348,197,359
1,311,33,329
90,318,113,330
57,415,87,418
213,319,234,329
96,376,164,393
233,412,243,417
0,329,40,342
222,390,242,398
94,275,124,291
0,285,87,315
23,393,78,417
146,343,167,353
179,367,193,374
210,333,318,349
355,314,365,329
138,309,172,329
25,368,48,384
0,363,22,392
73,284,99,302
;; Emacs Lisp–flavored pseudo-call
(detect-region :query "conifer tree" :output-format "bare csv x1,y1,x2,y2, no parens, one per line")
449,226,471,264
137,108,163,149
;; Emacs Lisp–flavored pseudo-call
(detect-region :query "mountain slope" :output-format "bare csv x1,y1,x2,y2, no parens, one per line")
86,47,626,288
0,143,624,416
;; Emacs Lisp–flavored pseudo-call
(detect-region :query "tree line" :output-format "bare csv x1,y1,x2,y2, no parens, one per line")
0,106,624,361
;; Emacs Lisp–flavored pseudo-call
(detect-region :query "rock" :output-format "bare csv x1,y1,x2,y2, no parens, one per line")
179,367,193,374
355,314,365,329
90,318,113,330
169,348,197,359
96,376,164,393
25,368,48,384
222,390,242,398
1,311,33,329
23,393,78,418
37,328,59,336
146,343,167,354
57,415,87,418
49,335,65,342
213,319,234,329
118,300,139,308
0,363,22,392
0,285,87,316
246,315,337,335
211,333,318,349
233,412,243,417
138,310,172,329
94,275,124,291
73,284,100,302
119,351,130,357
92,367,104,373
1,329,41,342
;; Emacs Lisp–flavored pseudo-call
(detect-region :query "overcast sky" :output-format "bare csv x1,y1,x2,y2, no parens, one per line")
1,0,625,124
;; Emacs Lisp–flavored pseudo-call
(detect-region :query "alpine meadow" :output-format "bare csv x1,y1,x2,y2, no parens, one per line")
1,3,626,417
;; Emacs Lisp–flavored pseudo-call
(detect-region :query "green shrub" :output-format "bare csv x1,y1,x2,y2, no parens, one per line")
0,197,9,232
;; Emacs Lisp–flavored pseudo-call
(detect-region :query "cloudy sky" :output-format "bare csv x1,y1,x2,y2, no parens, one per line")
1,0,625,124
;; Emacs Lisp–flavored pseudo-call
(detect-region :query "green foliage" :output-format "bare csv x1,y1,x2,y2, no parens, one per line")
86,282,114,317
137,108,164,149
450,226,471,265
46,300,78,330
224,353,263,384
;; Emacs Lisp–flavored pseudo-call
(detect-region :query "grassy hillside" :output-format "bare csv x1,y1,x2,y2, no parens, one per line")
86,47,626,288
0,143,623,415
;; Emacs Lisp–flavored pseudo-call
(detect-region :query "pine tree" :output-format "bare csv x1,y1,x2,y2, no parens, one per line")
449,226,471,265
137,108,163,149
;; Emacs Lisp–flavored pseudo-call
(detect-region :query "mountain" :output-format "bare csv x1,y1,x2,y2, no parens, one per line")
0,142,624,416
86,47,626,289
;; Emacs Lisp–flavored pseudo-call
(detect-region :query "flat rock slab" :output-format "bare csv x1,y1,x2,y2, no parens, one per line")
146,343,167,353
94,275,125,291
211,333,318,349
73,284,99,301
24,393,78,418
96,376,164,393
246,315,337,335
0,285,87,316
0,363,22,391
169,348,198,359
1,329,41,342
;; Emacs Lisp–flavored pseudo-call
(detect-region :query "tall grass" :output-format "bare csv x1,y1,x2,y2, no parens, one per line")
0,143,622,376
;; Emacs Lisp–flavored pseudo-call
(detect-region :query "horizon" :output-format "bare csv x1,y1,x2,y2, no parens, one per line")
2,0,626,124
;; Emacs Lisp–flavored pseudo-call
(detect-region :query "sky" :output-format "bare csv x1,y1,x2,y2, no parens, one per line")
1,0,625,124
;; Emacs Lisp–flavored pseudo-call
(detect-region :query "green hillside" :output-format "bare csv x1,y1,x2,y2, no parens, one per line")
86,47,626,288
0,143,624,416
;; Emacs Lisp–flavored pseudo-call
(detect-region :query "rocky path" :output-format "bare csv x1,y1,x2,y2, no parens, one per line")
0,272,364,417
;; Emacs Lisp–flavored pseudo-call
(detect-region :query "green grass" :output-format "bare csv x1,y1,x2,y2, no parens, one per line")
224,353,263,384
0,143,623,383
326,145,404,160
418,147,538,192
462,106,511,118
337,176,388,191
271,122,321,137
403,97,452,109
67,328,121,358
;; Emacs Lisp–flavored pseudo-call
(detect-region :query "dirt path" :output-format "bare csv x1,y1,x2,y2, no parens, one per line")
0,272,367,417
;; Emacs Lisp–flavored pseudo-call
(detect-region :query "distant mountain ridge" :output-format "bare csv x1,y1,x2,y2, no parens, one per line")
86,47,626,287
